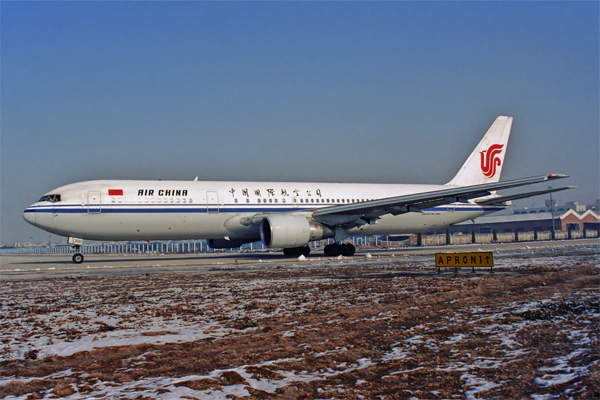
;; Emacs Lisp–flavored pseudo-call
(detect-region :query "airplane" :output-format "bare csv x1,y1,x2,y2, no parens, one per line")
23,116,572,264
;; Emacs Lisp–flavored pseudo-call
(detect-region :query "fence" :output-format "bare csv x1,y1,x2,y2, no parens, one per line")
1,241,211,256
1,230,597,256
408,229,598,247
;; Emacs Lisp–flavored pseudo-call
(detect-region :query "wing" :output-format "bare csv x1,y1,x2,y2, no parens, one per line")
311,174,569,227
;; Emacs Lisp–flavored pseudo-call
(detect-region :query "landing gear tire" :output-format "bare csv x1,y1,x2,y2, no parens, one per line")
72,253,84,264
341,243,356,256
324,243,355,257
283,246,311,257
324,244,341,257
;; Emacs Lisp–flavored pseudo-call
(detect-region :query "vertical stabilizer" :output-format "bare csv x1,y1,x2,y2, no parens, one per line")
446,116,513,186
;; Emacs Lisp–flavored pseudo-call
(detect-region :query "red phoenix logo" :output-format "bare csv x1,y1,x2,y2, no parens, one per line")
480,144,504,178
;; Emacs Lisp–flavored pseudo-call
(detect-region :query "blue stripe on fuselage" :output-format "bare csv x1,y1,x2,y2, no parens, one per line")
24,204,505,214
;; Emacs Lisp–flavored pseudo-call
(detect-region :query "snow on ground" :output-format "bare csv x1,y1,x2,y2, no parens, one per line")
1,250,598,399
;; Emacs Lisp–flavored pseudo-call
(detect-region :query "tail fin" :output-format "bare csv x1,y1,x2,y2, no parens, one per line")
446,116,513,186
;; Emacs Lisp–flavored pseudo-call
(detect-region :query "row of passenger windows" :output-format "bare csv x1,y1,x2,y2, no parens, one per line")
111,198,194,204
110,198,371,205
233,198,372,204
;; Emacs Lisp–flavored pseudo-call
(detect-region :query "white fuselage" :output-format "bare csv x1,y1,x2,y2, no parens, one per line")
23,179,505,242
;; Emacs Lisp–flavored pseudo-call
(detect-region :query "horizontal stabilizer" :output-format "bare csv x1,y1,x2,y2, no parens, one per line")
476,186,575,205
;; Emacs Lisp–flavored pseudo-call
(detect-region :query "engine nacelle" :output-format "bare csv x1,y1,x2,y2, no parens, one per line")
260,215,334,248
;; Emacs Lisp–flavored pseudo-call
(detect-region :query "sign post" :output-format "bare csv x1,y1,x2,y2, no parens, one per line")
435,252,494,273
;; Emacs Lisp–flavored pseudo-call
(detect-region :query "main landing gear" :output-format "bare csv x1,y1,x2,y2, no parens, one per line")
282,243,356,257
324,243,356,257
72,245,84,264
283,246,311,256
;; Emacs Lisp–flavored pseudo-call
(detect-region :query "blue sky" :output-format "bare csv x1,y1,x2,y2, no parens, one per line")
2,1,598,245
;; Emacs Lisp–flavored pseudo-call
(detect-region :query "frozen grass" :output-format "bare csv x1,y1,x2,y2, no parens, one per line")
0,253,598,399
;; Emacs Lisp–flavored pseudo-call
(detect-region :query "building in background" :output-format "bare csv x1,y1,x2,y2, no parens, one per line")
445,209,598,235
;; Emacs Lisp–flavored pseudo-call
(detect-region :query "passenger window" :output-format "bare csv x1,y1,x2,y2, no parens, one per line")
282,199,285,203
234,198,238,203
300,199,303,203
246,199,250,203
274,199,278,203
269,198,272,203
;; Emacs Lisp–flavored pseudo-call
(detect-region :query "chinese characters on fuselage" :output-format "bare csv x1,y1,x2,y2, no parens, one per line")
229,188,322,198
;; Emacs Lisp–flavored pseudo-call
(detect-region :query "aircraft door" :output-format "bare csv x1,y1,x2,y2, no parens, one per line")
87,190,102,214
207,191,219,213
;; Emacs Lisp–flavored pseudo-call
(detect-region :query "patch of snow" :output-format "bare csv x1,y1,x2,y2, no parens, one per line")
461,372,502,400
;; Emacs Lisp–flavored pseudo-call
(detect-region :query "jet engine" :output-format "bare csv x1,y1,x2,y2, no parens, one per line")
260,215,334,248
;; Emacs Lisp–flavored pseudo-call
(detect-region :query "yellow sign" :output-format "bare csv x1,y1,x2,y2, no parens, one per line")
436,252,494,268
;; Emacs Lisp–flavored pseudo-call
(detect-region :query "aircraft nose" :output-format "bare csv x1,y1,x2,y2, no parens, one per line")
23,207,37,227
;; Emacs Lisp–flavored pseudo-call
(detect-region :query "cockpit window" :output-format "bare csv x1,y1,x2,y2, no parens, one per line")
38,194,61,203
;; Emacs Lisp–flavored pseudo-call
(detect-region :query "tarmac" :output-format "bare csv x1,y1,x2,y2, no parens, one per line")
1,238,598,281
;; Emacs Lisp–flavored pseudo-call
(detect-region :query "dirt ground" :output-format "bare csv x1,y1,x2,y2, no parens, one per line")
1,252,598,399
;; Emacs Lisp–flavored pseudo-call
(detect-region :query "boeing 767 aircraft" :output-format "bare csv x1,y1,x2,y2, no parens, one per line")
24,116,571,263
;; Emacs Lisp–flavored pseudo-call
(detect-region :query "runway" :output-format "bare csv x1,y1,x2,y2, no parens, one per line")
1,238,597,281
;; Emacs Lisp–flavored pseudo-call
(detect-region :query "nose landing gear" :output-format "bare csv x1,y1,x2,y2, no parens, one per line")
71,244,84,264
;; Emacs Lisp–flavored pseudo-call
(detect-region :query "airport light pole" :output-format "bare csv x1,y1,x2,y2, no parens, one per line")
549,186,556,240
